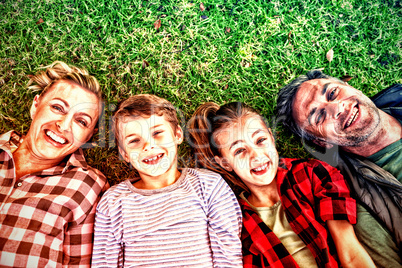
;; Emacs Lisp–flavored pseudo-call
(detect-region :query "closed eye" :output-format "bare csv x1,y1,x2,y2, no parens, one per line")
316,109,326,125
52,104,64,113
129,138,140,144
77,119,88,127
328,87,338,101
153,130,164,137
234,148,245,156
256,137,267,144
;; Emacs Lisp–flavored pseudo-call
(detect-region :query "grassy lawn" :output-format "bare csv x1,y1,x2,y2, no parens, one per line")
1,0,401,186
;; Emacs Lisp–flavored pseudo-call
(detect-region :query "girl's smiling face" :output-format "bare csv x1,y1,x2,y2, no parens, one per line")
214,116,279,189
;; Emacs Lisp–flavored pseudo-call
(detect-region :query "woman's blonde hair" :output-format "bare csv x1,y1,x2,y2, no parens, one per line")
28,61,102,100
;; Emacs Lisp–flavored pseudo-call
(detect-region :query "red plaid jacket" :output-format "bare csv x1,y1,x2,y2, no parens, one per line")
241,158,356,268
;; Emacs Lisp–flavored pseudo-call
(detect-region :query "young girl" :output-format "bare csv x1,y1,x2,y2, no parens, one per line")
188,102,375,268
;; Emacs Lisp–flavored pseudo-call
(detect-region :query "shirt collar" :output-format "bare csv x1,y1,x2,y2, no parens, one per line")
0,130,89,175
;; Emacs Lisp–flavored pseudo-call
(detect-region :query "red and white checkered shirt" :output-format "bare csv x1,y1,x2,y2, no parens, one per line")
0,131,109,267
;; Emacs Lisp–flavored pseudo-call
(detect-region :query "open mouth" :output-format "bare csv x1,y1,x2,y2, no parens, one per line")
251,162,269,175
344,105,359,129
143,153,164,164
46,130,67,144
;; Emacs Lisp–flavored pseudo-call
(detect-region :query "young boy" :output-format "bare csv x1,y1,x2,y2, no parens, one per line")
92,94,243,267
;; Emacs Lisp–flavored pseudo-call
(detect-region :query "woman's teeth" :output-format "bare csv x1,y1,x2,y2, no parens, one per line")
46,130,66,144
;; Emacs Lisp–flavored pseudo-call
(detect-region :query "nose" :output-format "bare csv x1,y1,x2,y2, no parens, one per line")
142,140,155,151
249,146,265,162
328,100,345,119
56,115,72,132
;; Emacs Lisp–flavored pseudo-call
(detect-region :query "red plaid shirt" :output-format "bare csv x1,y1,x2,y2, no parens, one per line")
241,158,356,268
0,131,109,267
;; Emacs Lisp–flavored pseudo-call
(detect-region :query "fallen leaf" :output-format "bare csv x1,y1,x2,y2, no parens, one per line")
241,61,252,68
326,48,334,62
36,18,44,25
225,27,231,33
224,84,229,90
340,75,353,82
200,3,205,11
142,60,149,68
154,19,161,30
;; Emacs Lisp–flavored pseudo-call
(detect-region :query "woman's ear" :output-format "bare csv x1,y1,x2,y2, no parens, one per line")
175,125,184,145
30,95,40,119
214,155,233,172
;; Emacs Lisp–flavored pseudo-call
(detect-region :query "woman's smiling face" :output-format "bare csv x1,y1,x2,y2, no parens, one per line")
25,80,100,162
214,116,279,189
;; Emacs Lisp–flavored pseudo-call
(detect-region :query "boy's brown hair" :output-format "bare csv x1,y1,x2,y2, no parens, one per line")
113,94,179,149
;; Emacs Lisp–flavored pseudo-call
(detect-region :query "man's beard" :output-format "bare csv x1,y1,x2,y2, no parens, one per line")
335,101,381,147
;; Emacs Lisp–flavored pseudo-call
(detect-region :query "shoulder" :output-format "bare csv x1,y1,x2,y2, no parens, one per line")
101,180,131,201
66,149,109,193
185,168,226,185
96,180,132,212
281,157,336,170
279,158,341,182
184,168,233,196
67,163,109,196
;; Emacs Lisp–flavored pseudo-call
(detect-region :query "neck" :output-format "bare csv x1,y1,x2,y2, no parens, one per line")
343,111,402,157
12,145,63,179
247,179,280,207
135,165,182,190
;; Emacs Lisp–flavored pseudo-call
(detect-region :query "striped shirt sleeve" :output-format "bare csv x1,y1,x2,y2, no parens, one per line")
92,192,124,267
201,170,243,267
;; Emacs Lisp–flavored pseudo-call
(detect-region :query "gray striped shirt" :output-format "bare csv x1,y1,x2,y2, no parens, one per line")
92,168,243,267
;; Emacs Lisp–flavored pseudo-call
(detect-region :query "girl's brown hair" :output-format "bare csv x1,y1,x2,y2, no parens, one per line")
188,102,263,192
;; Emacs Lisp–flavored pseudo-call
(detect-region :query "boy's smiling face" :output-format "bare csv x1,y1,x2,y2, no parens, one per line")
118,114,183,182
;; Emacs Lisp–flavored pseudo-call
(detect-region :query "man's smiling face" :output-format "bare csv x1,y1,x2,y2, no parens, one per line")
292,78,381,148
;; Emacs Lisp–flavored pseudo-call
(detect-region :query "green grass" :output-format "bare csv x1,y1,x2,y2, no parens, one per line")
1,0,401,185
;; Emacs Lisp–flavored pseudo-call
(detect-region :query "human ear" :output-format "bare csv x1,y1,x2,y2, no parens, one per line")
175,125,184,145
118,146,130,163
313,138,334,149
30,95,40,119
214,156,233,172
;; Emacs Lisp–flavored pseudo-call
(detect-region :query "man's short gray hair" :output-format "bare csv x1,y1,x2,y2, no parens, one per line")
276,69,344,144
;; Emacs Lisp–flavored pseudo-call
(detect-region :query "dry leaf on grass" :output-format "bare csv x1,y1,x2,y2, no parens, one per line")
340,75,353,82
36,18,44,25
326,48,334,62
142,60,149,68
200,3,205,11
225,27,231,33
154,19,161,30
241,61,252,68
